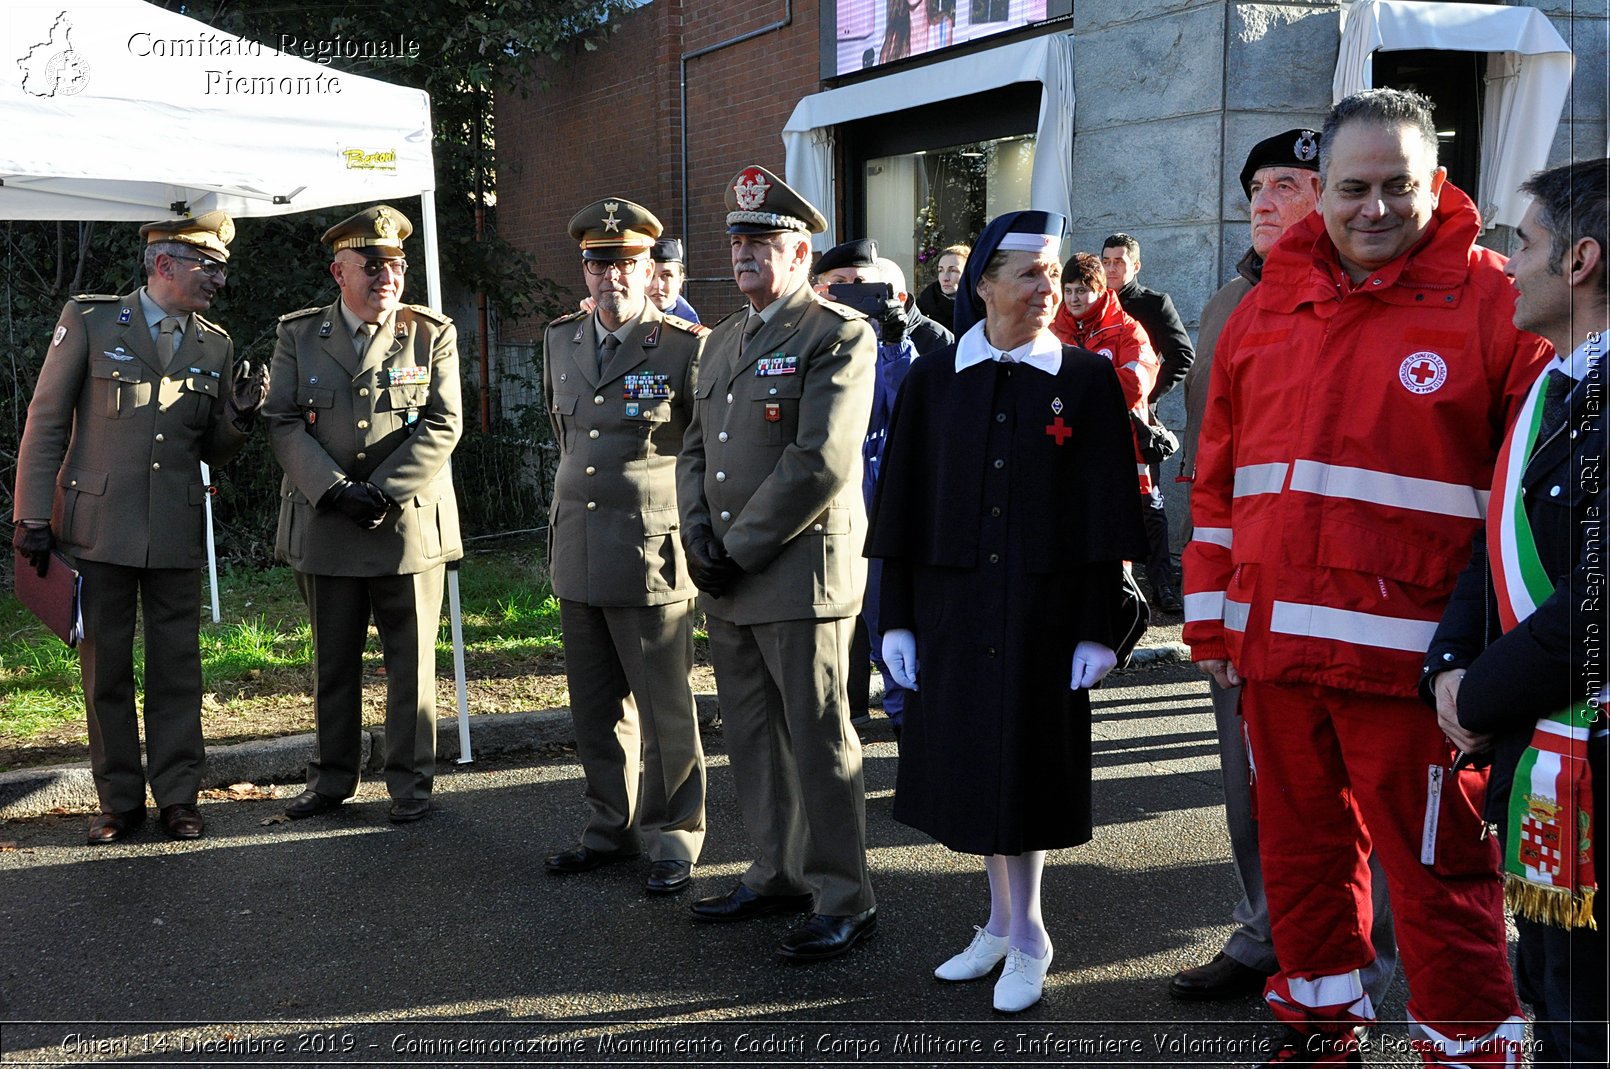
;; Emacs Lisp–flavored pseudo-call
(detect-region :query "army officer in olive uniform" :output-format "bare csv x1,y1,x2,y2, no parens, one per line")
13,211,265,844
265,205,463,825
542,198,708,895
677,166,878,960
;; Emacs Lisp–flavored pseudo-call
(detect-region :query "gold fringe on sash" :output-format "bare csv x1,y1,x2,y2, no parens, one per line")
1506,874,1599,930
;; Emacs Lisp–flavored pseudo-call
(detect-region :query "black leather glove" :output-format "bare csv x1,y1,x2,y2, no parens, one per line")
12,523,53,578
684,524,743,598
874,298,908,345
324,480,390,529
226,359,270,429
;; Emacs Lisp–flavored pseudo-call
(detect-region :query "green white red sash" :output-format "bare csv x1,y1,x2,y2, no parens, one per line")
1486,368,1598,929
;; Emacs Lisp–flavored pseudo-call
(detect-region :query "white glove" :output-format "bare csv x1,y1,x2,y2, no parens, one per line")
882,629,919,691
1070,641,1117,690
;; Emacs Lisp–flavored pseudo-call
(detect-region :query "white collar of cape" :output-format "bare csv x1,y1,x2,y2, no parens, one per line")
954,320,1062,375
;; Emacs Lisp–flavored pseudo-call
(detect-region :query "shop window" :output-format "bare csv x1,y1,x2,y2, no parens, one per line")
865,135,1035,289
1372,49,1483,197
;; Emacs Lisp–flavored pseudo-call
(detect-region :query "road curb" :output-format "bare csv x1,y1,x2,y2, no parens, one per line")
0,649,1187,820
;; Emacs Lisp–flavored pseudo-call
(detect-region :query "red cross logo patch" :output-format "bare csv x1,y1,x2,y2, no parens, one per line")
1398,351,1447,395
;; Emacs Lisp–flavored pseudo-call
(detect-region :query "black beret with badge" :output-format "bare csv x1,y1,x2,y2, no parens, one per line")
1239,128,1322,199
138,210,235,262
321,204,413,255
814,237,878,277
725,165,827,236
568,198,662,260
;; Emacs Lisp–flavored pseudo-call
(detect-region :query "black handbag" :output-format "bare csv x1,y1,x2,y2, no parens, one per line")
1130,409,1179,464
1114,565,1151,668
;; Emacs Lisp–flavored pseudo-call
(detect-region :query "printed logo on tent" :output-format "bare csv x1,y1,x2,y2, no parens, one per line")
342,148,398,172
18,12,91,97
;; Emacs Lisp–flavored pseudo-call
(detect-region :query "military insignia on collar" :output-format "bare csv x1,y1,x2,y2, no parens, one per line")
643,323,661,347
573,321,586,344
1051,397,1064,415
755,355,798,376
117,307,132,324
318,320,333,338
1295,130,1319,162
388,365,430,386
395,322,407,337
52,325,66,347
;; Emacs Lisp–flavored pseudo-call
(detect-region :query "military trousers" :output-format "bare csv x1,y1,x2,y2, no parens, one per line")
706,615,875,916
558,597,706,863
296,567,443,801
77,560,205,812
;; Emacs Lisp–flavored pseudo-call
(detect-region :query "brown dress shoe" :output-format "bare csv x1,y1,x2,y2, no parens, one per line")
159,803,204,840
87,809,146,845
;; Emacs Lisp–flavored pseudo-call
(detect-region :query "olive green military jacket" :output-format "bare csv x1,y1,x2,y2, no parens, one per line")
544,303,705,607
676,282,876,625
266,299,463,576
13,291,247,569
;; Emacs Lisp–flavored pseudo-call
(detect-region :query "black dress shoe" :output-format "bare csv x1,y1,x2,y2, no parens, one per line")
544,844,638,875
1167,951,1272,1001
388,798,431,823
777,908,878,961
645,859,693,895
158,803,204,840
285,790,345,819
86,808,145,845
690,883,814,923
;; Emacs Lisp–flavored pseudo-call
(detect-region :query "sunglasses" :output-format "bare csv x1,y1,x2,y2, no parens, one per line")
169,252,227,279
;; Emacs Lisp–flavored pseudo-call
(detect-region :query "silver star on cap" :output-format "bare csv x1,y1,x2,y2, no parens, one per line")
602,210,622,233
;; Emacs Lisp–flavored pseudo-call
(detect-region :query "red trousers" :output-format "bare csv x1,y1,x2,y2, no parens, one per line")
1242,680,1524,1064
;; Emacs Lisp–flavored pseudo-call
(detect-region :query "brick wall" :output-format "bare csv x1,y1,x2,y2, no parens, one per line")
497,0,824,340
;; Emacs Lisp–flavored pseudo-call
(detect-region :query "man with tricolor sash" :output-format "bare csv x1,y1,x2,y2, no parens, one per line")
1185,88,1551,1066
1425,157,1608,1066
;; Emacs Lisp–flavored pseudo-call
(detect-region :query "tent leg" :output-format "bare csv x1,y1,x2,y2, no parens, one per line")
200,461,220,624
447,560,472,763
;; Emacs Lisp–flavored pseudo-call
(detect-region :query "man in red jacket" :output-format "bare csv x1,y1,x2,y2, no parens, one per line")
1185,88,1549,1065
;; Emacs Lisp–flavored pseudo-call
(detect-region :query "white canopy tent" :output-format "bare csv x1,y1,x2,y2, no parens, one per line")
782,32,1076,250
0,0,473,759
1335,0,1574,229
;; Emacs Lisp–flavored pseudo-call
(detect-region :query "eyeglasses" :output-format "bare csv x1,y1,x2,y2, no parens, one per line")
168,252,227,279
583,258,645,277
349,257,407,277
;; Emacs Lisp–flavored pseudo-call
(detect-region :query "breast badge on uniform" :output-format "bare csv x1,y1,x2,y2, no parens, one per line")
626,402,641,417
1399,351,1448,395
104,348,134,362
623,373,672,400
756,355,798,376
388,366,430,386
765,402,783,423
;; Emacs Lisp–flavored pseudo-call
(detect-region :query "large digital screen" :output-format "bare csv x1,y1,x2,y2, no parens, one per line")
823,0,1071,79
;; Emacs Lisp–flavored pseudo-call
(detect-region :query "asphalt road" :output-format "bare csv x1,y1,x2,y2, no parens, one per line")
0,664,1491,1067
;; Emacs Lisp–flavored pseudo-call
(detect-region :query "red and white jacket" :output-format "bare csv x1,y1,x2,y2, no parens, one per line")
1183,185,1551,696
1051,290,1160,493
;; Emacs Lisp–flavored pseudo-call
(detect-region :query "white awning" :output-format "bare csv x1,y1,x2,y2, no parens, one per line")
1335,0,1573,229
782,32,1075,249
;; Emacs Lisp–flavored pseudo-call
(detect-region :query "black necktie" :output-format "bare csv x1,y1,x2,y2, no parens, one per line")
598,333,620,377
1538,369,1574,444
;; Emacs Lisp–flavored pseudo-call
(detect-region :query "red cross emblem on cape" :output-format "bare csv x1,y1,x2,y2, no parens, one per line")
1044,416,1072,446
